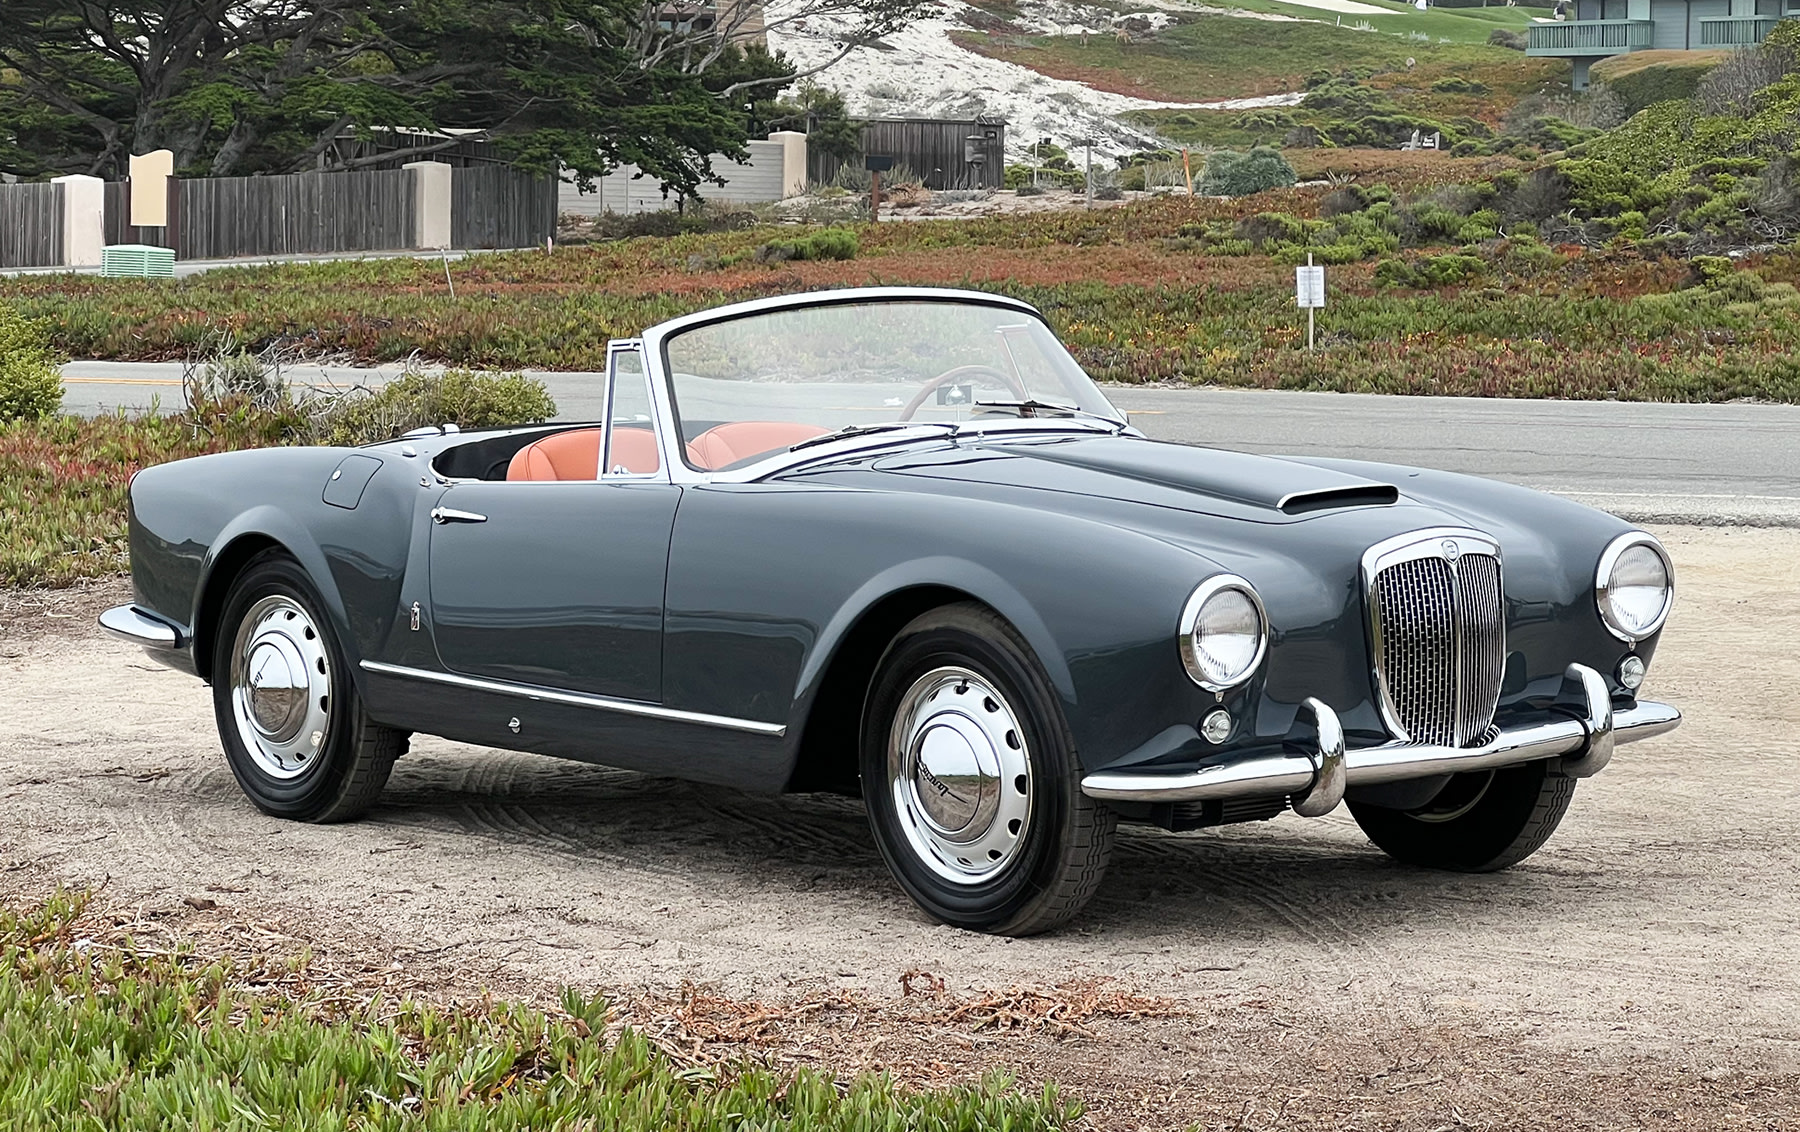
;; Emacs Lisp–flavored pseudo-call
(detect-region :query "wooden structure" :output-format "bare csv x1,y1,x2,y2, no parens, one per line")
0,182,63,269
808,117,1006,191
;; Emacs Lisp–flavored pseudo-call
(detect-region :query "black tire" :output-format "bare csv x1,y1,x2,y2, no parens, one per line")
1347,760,1576,872
211,550,406,823
860,603,1114,936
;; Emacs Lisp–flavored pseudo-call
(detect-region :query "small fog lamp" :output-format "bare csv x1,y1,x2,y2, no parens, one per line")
1618,655,1646,691
1200,708,1234,745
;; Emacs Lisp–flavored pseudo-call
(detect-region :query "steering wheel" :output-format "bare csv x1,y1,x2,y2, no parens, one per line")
898,365,1028,421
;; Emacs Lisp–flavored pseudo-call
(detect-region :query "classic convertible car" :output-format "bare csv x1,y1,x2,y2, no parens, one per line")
103,287,1680,935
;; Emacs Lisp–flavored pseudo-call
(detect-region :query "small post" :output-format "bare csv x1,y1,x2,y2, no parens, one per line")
864,154,893,221
1182,148,1193,196
1084,139,1093,207
1308,252,1316,350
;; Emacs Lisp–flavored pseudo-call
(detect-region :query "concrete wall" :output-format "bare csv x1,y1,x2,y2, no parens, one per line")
559,134,808,217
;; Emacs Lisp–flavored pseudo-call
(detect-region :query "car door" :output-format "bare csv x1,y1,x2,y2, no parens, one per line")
426,343,680,703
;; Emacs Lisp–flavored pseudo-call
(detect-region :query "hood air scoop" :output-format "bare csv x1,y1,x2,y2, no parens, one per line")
1278,484,1400,515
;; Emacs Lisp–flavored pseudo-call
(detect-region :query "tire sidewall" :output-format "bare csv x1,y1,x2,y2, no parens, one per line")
860,612,1079,932
212,553,362,821
1349,760,1570,871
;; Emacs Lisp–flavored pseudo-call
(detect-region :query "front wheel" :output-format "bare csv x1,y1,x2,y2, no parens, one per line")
1348,759,1576,872
860,603,1114,936
212,550,406,823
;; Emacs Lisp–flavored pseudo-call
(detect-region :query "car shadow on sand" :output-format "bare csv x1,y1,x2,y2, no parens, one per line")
366,747,1618,944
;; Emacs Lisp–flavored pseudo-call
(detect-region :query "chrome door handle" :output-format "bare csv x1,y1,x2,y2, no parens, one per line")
430,507,487,524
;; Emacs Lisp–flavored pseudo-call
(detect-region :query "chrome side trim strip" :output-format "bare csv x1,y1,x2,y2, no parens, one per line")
359,660,787,737
99,605,183,649
1080,666,1679,805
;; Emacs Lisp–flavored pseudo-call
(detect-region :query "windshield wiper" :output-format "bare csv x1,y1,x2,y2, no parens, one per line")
971,399,1127,430
788,422,956,453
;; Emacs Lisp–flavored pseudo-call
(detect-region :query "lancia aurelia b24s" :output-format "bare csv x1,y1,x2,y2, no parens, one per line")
104,287,1680,935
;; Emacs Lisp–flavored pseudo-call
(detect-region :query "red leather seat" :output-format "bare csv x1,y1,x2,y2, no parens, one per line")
687,422,830,470
505,427,662,481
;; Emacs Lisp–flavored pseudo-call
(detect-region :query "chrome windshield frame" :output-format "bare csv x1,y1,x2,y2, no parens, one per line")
637,287,1131,486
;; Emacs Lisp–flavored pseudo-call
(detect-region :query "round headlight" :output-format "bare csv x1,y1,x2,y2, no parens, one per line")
1596,532,1673,643
1179,576,1268,691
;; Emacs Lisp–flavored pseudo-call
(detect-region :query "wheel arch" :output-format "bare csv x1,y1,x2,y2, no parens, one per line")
192,509,356,685
783,559,1072,795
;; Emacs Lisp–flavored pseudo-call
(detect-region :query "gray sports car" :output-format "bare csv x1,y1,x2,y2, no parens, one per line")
102,286,1680,935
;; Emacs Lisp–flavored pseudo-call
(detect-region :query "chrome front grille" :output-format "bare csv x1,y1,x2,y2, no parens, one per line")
1365,531,1505,747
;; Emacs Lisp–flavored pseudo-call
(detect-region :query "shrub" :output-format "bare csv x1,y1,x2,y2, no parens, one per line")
1235,211,1307,247
755,228,860,263
1094,184,1125,201
1374,253,1487,288
1320,185,1370,218
0,301,63,423
1488,28,1527,51
1197,147,1297,197
1431,76,1488,94
1596,59,1721,116
313,371,558,446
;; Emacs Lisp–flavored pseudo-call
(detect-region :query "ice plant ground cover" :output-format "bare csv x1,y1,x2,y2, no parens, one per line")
0,890,1079,1130
7,187,1800,403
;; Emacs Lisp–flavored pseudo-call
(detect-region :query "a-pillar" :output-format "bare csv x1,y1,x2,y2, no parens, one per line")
406,161,453,249
52,174,105,267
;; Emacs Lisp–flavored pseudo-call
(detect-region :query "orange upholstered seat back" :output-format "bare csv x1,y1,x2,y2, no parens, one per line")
505,427,662,481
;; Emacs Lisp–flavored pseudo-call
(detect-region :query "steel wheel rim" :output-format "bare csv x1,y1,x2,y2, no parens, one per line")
888,666,1033,885
230,595,332,780
1410,770,1495,823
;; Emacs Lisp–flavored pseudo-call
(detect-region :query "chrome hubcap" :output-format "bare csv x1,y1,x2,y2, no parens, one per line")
888,666,1032,885
230,595,331,779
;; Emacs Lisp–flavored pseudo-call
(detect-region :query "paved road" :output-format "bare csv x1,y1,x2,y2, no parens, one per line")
61,362,1800,523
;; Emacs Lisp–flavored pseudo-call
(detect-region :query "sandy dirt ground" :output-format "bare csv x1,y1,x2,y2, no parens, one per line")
3,525,1797,1129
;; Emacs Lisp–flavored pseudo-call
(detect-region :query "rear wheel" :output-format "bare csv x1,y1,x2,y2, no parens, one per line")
211,551,406,822
1348,760,1575,872
860,603,1113,935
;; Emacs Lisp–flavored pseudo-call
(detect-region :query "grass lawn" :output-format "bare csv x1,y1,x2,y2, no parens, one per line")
952,13,1535,102
0,891,1078,1130
1196,0,1537,41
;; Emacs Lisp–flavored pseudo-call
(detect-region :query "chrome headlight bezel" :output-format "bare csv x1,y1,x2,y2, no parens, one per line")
1178,575,1269,692
1595,531,1674,644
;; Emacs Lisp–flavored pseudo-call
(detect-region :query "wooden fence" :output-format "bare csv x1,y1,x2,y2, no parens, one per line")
809,118,1006,191
0,182,64,269
177,170,416,260
452,165,557,249
9,164,555,268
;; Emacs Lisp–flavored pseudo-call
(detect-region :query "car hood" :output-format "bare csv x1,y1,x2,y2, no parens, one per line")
863,433,1402,523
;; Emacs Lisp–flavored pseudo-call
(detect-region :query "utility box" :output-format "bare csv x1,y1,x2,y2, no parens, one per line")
102,243,176,278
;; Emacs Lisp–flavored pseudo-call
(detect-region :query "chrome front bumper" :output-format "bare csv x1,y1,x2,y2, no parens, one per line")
1080,663,1680,817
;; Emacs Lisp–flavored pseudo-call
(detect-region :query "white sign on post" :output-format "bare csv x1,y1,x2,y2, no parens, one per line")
1295,264,1326,309
1296,255,1325,350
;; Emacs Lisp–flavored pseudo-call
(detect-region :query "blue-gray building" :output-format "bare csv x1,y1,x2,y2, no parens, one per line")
1527,1,1782,87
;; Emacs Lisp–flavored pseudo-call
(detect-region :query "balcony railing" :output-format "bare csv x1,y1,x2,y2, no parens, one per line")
1525,19,1655,56
1697,16,1778,46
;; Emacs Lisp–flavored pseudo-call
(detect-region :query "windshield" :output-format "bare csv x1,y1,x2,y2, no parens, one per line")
662,299,1122,471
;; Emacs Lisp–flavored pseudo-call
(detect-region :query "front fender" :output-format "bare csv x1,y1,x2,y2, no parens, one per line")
796,555,1075,709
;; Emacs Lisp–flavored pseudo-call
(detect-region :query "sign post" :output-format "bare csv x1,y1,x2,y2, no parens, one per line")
1295,251,1325,349
865,154,894,222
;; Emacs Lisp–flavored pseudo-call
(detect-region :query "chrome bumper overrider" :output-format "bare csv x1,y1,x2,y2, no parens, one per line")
99,605,184,649
1080,663,1680,816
